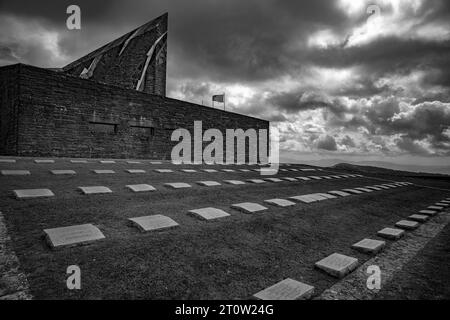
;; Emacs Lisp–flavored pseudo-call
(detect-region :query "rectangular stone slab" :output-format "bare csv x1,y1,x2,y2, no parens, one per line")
354,187,373,193
282,177,297,182
289,195,317,203
188,207,231,220
408,214,429,222
196,181,221,187
343,189,363,194
419,210,437,216
435,202,449,207
309,176,323,180
100,160,116,164
129,215,179,232
329,190,351,197
231,202,267,214
126,161,142,164
377,227,405,240
14,189,55,199
321,176,333,179
352,239,385,254
265,178,283,182
155,169,173,173
182,169,198,173
92,170,115,174
307,194,329,201
247,179,266,184
34,159,55,164
239,169,251,172
70,160,88,163
366,186,383,191
1,170,31,176
51,170,76,175
79,186,113,195
315,253,358,278
296,177,311,181
315,193,337,199
222,169,236,172
264,199,296,207
395,220,419,230
44,224,105,249
150,161,163,164
203,169,218,173
253,278,314,300
164,183,192,189
428,206,443,211
0,159,16,163
126,169,146,174
223,180,246,185
126,184,156,193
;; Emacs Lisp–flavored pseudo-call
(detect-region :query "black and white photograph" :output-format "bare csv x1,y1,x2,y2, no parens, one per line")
0,0,449,311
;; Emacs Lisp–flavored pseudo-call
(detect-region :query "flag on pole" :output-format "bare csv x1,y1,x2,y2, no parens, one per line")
212,94,225,103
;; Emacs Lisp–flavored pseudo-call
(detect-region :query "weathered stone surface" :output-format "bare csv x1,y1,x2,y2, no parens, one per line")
395,220,419,230
352,239,385,254
408,214,429,222
222,169,236,172
289,195,317,203
296,177,311,181
0,159,16,163
196,181,221,187
265,178,283,182
366,186,382,191
246,179,266,184
239,169,251,172
315,253,358,278
329,191,351,197
343,189,363,194
164,182,191,189
14,189,55,199
223,180,246,185
354,187,373,193
34,159,54,164
127,161,142,164
155,169,173,173
78,186,112,195
126,184,156,193
322,176,333,179
419,210,437,216
100,160,116,164
301,169,315,171
50,170,76,175
44,224,105,249
1,170,30,176
188,207,230,220
182,169,198,173
377,227,405,240
282,177,297,182
315,193,337,199
307,194,329,201
70,160,88,163
92,170,115,174
435,202,449,207
202,169,218,173
231,202,267,214
253,278,314,300
150,162,163,165
428,206,443,211
129,215,178,232
264,199,296,207
126,169,146,174
309,176,323,180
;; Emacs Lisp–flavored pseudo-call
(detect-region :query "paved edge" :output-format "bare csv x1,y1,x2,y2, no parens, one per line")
317,210,450,300
0,211,33,300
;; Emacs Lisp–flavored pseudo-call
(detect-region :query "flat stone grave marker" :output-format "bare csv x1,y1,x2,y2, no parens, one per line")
440,200,450,204
408,214,429,222
265,178,283,183
14,189,55,199
0,159,16,163
301,169,315,171
315,253,358,278
247,179,266,184
419,210,437,216
253,278,314,300
435,202,448,207
315,193,337,199
150,161,163,164
223,180,246,185
155,169,173,173
342,189,363,194
231,202,267,214
126,184,156,193
366,186,383,191
182,169,198,173
330,175,342,179
354,187,373,193
282,177,297,182
100,160,115,164
51,170,76,175
164,182,192,189
377,227,404,240
375,185,390,190
222,169,236,172
264,198,296,207
322,176,333,179
1,170,31,176
34,159,55,164
239,169,251,172
307,194,329,201
44,224,105,249
126,169,146,174
352,239,385,254
309,176,322,180
289,195,317,203
93,170,115,174
129,215,179,232
70,160,88,163
127,161,142,164
252,169,261,172
428,205,443,211
395,220,419,230
188,207,231,221
196,181,221,187
203,169,218,173
296,177,311,181
79,186,112,195
329,190,351,197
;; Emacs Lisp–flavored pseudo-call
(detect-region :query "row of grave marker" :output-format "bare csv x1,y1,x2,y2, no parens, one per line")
12,174,366,199
1,167,321,176
43,181,416,248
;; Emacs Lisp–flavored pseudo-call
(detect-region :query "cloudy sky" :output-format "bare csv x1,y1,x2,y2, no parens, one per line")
1,0,450,167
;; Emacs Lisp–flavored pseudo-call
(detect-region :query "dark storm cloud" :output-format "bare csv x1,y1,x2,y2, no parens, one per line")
316,135,338,151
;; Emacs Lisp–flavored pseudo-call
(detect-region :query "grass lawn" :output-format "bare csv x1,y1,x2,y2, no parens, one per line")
1,158,449,299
